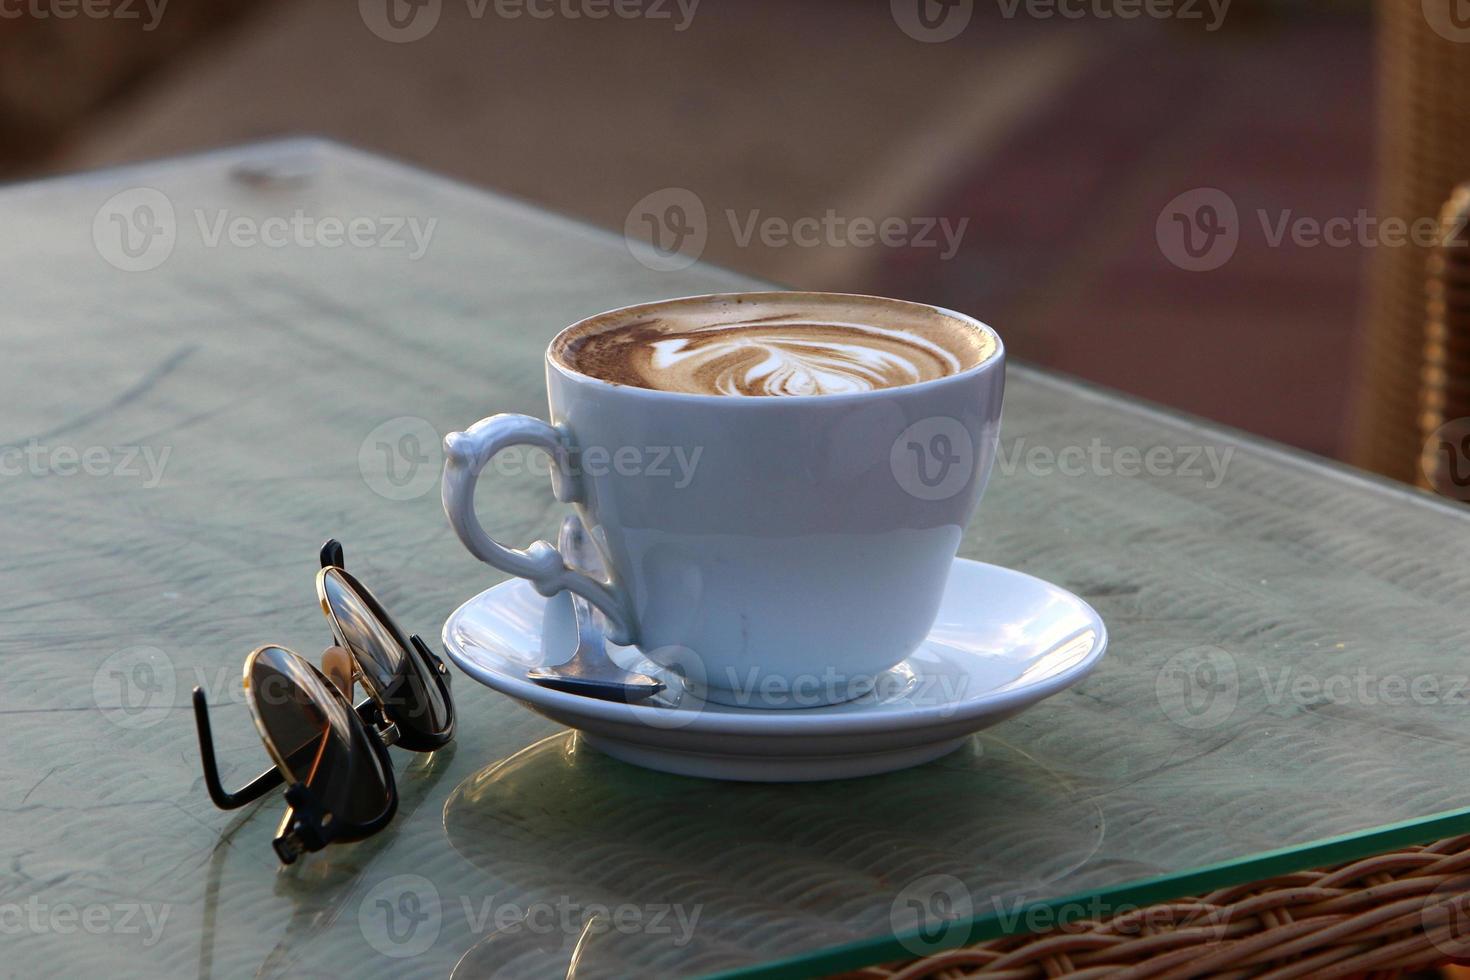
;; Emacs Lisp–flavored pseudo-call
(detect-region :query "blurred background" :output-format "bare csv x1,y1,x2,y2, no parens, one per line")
4,0,1468,490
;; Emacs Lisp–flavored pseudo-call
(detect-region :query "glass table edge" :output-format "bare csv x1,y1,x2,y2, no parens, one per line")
705,802,1470,980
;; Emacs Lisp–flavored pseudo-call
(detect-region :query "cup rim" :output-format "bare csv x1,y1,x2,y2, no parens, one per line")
545,291,1004,404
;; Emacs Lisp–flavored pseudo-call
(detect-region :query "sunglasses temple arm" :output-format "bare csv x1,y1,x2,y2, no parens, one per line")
273,805,304,865
273,783,338,865
411,634,448,675
320,539,344,570
192,687,285,810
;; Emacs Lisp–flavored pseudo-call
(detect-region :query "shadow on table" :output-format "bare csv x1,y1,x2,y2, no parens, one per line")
441,731,1106,978
193,743,458,979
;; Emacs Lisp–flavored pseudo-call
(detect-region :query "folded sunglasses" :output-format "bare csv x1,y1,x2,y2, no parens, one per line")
192,540,455,863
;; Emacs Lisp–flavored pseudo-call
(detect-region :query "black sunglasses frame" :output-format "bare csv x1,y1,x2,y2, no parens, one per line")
191,539,455,864
316,547,455,754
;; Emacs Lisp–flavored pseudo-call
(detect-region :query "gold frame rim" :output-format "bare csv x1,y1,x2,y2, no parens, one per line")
316,565,420,712
241,644,361,788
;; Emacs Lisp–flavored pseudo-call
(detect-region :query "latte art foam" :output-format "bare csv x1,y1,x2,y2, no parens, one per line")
555,296,996,397
646,321,961,396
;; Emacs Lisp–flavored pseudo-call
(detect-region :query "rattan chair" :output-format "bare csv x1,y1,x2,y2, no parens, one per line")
1354,1,1470,484
1419,184,1470,497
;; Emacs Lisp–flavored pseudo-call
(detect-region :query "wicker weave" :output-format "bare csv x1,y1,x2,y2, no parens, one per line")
1353,1,1470,482
855,835,1470,979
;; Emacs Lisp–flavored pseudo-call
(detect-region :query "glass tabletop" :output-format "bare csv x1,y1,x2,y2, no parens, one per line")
4,141,1470,979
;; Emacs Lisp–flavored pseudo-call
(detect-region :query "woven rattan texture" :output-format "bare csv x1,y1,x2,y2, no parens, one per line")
854,835,1470,980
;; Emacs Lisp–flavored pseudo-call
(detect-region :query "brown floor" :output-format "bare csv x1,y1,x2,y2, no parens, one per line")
29,1,1375,459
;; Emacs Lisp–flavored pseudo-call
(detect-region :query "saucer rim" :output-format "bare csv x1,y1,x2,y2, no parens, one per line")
443,559,1108,737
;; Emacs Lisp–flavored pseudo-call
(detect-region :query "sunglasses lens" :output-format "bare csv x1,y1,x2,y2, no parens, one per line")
318,567,450,741
245,645,391,826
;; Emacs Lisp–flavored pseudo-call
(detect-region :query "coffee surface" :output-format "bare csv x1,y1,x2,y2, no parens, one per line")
554,296,995,397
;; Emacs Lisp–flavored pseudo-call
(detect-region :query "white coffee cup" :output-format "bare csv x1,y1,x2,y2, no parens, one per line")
442,292,1005,708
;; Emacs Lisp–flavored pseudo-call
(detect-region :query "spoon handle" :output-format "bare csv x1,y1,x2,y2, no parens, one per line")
558,517,608,664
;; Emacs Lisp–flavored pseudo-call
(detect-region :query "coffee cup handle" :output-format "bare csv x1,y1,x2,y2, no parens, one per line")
441,413,637,645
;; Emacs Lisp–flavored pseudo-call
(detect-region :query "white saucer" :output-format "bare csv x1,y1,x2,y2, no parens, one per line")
442,559,1107,782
